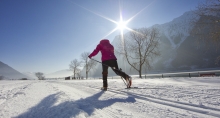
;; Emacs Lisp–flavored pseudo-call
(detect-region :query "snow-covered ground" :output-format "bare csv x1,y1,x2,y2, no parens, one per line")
0,77,220,118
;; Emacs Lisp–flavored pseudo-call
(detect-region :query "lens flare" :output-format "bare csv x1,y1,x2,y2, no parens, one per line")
68,0,155,40
117,20,127,30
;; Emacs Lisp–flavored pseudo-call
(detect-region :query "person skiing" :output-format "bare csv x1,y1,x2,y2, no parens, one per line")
88,39,131,90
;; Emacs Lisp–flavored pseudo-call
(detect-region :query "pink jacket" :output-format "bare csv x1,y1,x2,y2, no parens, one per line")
89,39,117,61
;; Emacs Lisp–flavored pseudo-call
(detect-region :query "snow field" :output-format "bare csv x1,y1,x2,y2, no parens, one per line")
0,77,220,118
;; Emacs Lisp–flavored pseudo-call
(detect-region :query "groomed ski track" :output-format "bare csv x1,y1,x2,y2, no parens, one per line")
0,79,220,118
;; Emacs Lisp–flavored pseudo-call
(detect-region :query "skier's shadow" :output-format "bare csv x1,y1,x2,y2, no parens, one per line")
16,91,136,118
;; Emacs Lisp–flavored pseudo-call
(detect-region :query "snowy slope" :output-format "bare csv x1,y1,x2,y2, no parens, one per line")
155,11,199,49
0,61,29,80
148,11,201,70
0,77,220,118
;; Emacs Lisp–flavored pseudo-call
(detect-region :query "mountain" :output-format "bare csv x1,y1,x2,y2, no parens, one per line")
87,11,220,77
0,61,30,80
152,11,220,72
45,69,73,78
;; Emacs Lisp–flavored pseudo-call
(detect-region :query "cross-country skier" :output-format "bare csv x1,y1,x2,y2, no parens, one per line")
88,39,131,91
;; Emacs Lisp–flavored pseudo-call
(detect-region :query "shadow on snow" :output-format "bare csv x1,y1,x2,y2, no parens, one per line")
15,91,136,118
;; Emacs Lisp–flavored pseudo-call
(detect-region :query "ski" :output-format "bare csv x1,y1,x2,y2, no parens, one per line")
125,87,140,89
125,87,163,89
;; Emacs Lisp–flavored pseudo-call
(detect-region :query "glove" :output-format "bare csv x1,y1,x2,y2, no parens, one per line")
88,55,92,59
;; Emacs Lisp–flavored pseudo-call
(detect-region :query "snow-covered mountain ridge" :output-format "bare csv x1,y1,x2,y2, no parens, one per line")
155,11,199,49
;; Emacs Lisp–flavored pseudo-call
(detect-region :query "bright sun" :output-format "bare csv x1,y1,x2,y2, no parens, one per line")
68,0,152,39
116,20,127,30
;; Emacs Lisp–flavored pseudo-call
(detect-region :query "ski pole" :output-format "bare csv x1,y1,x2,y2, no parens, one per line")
90,58,128,87
90,58,109,67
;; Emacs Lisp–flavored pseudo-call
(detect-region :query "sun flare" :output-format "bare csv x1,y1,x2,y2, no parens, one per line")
116,20,128,30
68,0,153,39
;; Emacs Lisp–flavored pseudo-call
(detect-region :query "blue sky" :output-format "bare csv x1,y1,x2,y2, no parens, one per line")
0,0,205,74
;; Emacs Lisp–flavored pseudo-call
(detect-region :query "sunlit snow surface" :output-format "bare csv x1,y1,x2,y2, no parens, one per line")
0,77,220,118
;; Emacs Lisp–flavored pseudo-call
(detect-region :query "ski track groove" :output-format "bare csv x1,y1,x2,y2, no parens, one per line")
141,84,220,98
125,89,220,112
85,86,220,118
134,84,220,107
119,86,219,98
114,89,220,118
164,89,220,99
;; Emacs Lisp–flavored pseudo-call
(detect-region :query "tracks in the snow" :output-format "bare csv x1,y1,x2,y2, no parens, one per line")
49,81,122,118
0,82,33,105
89,86,220,118
50,81,220,118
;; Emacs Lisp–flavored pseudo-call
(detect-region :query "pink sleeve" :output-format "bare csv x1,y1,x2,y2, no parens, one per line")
89,44,101,58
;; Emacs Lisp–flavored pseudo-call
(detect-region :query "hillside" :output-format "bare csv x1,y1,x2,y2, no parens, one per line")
0,61,30,80
153,11,220,71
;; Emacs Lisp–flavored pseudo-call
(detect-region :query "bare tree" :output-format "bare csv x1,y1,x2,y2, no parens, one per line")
116,27,160,78
69,59,81,79
191,0,220,64
35,72,45,80
81,52,97,79
76,71,82,79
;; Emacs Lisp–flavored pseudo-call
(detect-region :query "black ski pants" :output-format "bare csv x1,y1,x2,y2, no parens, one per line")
102,59,127,87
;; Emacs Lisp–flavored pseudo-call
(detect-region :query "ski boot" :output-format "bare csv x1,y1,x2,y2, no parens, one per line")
125,76,132,88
